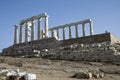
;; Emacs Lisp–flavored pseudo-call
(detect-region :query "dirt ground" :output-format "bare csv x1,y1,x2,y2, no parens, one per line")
0,57,120,80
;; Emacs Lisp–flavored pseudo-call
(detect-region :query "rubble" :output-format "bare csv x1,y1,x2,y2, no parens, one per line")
73,72,92,79
73,71,105,79
0,69,36,80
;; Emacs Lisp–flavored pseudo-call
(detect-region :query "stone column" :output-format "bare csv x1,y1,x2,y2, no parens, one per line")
41,30,43,39
25,22,28,42
42,30,45,38
69,26,72,39
82,23,85,37
38,18,42,40
75,24,78,38
44,15,48,38
31,20,35,41
63,27,65,40
51,30,54,38
89,21,94,35
19,24,22,43
57,29,59,39
14,25,18,44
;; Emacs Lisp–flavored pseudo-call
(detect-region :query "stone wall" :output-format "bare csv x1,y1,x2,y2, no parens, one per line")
2,38,61,56
39,42,120,62
61,33,111,46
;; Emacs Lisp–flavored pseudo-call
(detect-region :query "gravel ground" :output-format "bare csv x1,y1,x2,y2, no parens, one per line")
0,57,120,80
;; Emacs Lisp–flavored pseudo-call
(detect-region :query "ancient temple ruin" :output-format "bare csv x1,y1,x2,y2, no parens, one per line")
14,13,49,44
14,13,93,44
2,13,120,62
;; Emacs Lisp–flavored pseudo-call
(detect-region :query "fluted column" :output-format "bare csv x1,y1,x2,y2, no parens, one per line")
69,26,72,39
89,21,94,35
44,15,49,38
75,25,78,38
19,24,22,43
14,25,18,44
57,29,59,39
63,27,65,40
38,18,42,40
31,20,35,41
82,23,85,37
25,22,28,42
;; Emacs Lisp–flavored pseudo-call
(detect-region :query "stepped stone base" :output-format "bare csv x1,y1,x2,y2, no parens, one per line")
1,32,120,62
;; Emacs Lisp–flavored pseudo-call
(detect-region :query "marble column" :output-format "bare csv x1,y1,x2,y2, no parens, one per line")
63,27,65,40
19,24,22,43
25,22,28,42
75,25,78,38
14,25,18,44
41,30,43,39
57,29,59,39
82,23,85,37
89,21,94,35
51,30,54,37
69,26,72,39
31,20,35,41
44,16,48,38
38,18,42,40
42,30,45,38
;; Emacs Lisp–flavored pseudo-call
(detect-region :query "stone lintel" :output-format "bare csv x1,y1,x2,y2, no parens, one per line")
20,13,48,25
49,19,92,31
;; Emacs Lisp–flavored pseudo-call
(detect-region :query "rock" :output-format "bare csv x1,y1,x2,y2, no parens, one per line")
99,73,105,78
93,74,99,78
73,72,92,79
88,73,92,79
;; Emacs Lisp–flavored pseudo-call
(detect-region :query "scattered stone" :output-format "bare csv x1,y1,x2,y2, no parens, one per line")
73,72,92,79
99,73,105,78
0,69,36,80
93,74,99,78
87,73,92,79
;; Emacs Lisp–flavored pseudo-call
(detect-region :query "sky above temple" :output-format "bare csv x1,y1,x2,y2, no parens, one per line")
0,0,120,52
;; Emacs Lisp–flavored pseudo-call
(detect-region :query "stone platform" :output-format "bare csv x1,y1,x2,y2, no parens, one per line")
2,32,120,61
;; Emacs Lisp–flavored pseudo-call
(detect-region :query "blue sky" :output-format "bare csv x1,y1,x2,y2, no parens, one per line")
0,0,120,52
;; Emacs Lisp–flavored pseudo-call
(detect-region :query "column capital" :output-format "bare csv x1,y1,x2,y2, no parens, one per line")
75,24,78,27
31,19,35,23
82,23,85,25
19,22,24,25
63,27,65,29
89,20,92,23
68,26,71,28
14,25,18,28
25,22,28,25
38,17,42,21
45,15,49,18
